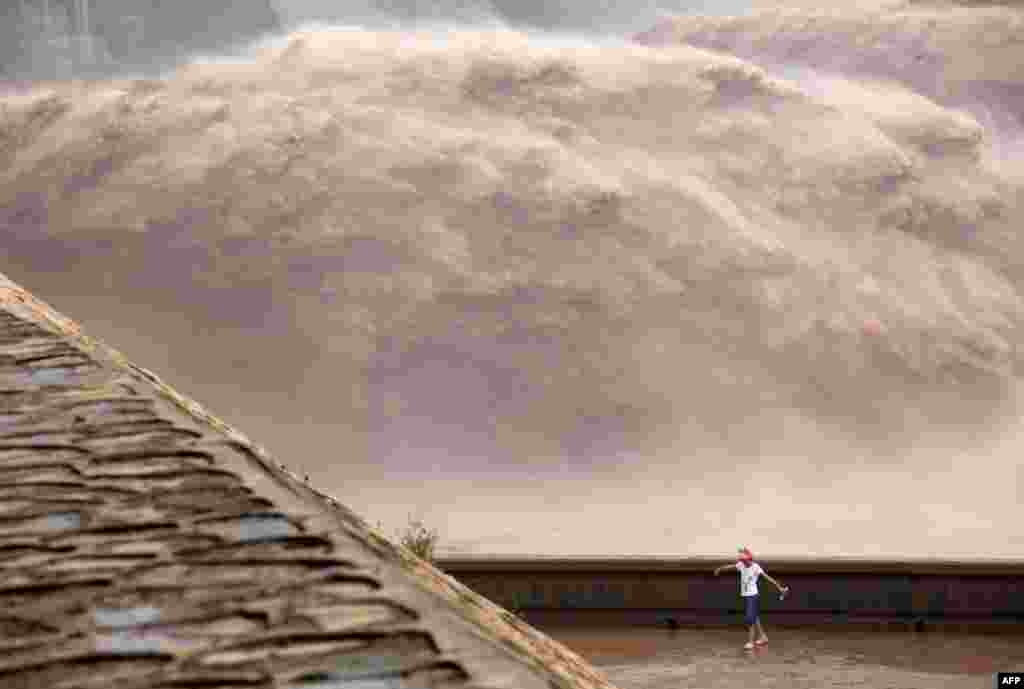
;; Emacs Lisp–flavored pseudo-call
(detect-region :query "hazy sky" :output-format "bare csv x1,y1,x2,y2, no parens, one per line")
2,0,1023,558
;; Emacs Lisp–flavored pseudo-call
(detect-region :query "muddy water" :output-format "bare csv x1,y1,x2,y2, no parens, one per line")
545,626,1024,689
2,2,1024,558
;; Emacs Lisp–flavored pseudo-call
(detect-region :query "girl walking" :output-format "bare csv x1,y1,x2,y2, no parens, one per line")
714,547,789,650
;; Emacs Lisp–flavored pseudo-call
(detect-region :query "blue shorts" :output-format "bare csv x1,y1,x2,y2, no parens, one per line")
743,594,760,625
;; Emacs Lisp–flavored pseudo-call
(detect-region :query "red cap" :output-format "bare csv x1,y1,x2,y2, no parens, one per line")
738,547,753,561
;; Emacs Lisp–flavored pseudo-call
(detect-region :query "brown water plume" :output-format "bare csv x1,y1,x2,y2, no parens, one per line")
2,4,1023,557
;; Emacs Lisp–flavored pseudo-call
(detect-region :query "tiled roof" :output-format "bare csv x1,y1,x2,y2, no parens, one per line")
0,271,617,689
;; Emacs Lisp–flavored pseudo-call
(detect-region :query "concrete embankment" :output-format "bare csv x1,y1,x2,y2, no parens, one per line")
0,271,618,689
438,556,1024,633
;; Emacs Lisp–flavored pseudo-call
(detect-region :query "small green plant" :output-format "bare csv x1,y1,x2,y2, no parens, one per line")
396,516,440,562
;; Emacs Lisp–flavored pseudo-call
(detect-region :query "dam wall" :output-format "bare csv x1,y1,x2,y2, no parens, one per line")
0,0,281,79
0,271,618,689
439,557,1024,632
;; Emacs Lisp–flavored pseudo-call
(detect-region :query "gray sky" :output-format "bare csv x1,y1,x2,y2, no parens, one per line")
2,0,1022,558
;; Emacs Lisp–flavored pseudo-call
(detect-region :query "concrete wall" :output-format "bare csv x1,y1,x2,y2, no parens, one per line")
439,557,1024,630
1,0,281,79
0,270,620,689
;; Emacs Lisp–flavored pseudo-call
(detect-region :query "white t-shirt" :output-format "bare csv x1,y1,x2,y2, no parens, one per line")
736,561,763,597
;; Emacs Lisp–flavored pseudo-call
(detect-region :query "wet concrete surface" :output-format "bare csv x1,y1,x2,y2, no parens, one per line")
543,625,1024,689
0,271,619,689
